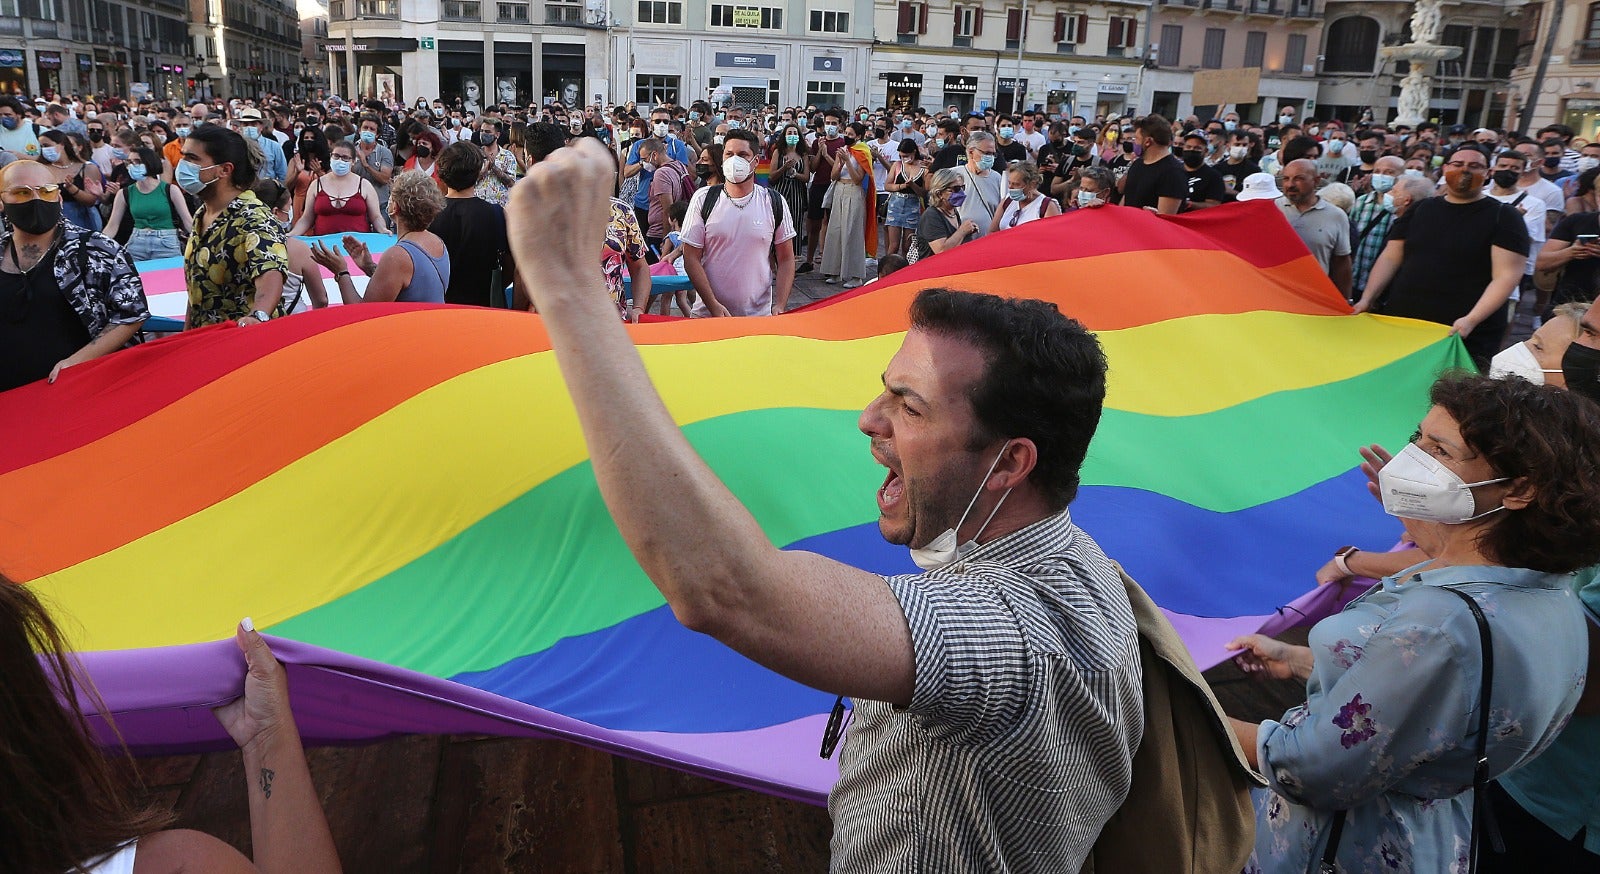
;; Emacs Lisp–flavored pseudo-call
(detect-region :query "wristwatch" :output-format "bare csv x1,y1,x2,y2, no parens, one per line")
250,309,271,323
1332,545,1360,578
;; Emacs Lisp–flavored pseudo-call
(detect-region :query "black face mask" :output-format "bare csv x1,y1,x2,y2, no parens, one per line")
477,131,497,146
1070,143,1089,157
88,129,104,142
1544,156,1563,169
415,144,431,157
1563,342,1600,405
694,164,712,179
1491,169,1520,189
1181,149,1205,167
1359,149,1379,164
4,199,62,235
1121,142,1134,153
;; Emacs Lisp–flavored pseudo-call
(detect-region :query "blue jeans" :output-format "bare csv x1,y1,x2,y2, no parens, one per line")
125,228,182,261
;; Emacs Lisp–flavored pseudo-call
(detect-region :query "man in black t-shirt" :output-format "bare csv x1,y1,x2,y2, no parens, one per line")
1178,130,1225,210
430,140,517,307
928,118,966,172
1119,114,1187,214
1541,211,1600,309
1354,145,1530,367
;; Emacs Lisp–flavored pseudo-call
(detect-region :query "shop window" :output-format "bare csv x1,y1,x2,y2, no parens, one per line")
636,74,679,107
806,79,844,108
637,0,681,24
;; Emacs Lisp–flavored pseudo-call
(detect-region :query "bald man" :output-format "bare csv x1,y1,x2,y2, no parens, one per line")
0,159,149,390
1276,158,1352,299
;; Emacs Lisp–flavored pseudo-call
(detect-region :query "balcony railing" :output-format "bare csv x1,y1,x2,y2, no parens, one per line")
1574,38,1600,64
442,0,479,18
545,3,582,23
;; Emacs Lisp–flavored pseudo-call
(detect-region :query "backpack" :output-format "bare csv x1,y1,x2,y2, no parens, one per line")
675,163,696,203
698,184,787,243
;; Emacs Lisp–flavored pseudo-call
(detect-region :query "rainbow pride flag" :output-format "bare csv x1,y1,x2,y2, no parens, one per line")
0,202,1467,804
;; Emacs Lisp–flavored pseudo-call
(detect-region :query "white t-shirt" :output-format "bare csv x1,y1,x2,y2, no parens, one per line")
1490,189,1547,279
1019,129,1047,155
681,185,797,317
872,139,898,189
1517,176,1565,221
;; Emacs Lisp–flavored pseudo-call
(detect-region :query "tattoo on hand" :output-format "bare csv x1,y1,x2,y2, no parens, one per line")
259,767,275,799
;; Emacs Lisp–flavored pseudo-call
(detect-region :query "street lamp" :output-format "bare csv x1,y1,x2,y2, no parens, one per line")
193,53,210,101
299,58,313,102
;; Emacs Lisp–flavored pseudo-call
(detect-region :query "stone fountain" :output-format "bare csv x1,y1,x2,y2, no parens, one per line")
1377,0,1462,126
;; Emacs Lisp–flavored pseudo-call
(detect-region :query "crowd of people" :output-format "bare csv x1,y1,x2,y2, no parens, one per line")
4,88,1600,874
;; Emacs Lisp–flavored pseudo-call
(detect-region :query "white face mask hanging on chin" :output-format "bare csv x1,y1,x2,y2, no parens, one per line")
910,441,1014,571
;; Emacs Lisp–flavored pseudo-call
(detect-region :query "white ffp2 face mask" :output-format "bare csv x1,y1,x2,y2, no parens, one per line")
1378,443,1508,525
1488,341,1561,385
722,155,753,183
910,442,1013,571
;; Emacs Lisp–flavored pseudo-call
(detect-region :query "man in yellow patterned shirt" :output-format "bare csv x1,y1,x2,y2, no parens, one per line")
181,125,286,328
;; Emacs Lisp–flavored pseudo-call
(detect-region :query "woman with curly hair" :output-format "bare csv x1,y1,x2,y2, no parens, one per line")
1226,373,1600,874
309,169,449,303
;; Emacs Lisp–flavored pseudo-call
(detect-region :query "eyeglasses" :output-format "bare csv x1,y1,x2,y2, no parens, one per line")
1,184,62,204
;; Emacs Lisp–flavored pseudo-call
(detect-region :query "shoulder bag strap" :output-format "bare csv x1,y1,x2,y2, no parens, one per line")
1442,585,1498,874
1356,211,1387,246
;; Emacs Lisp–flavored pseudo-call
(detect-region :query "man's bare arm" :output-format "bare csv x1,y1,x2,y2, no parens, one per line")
505,139,915,704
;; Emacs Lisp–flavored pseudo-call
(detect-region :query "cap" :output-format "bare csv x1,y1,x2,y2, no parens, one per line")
237,107,264,121
1447,124,1468,135
1181,129,1208,144
1236,172,1280,202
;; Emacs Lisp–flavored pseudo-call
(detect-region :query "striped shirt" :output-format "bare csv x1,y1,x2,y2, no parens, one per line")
1349,191,1393,298
828,509,1144,872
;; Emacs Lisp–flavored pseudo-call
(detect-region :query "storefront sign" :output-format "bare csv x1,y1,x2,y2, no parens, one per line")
943,75,977,94
37,51,62,69
1097,82,1128,94
1568,98,1600,111
324,37,418,53
813,56,841,72
714,51,775,69
997,77,1027,93
78,55,93,70
883,72,922,89
0,49,22,67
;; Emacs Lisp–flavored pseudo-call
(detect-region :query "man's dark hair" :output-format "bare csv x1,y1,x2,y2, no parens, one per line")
437,140,484,190
823,107,843,122
1282,135,1321,163
186,124,257,187
527,122,567,163
1133,114,1173,147
0,96,24,116
1356,129,1383,146
938,118,961,135
1428,373,1600,573
909,289,1107,510
723,128,759,151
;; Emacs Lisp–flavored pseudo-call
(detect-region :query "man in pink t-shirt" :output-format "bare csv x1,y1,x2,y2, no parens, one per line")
681,129,797,316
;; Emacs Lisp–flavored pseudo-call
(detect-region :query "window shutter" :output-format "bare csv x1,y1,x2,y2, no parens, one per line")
918,1,927,33
1126,18,1137,47
897,0,912,33
1007,7,1020,40
1053,11,1064,42
974,6,983,35
1108,15,1123,47
1076,13,1087,42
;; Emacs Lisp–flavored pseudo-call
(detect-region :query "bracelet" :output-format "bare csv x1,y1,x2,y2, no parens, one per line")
336,270,351,279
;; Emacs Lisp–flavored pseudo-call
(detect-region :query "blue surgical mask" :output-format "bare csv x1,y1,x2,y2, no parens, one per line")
785,134,799,146
1403,168,1425,178
1007,187,1026,202
1382,192,1396,212
999,126,1015,140
331,158,353,176
1076,189,1098,207
111,147,127,159
900,119,912,130
825,124,838,137
689,110,701,121
41,146,60,162
727,120,741,130
175,159,213,194
1068,126,1081,136
1371,174,1396,193
175,125,191,138
0,116,16,130
360,130,376,143
127,163,149,181
243,126,261,140
1224,120,1237,132
976,154,995,171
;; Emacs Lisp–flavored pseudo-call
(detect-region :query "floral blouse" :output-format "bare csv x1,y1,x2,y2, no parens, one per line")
1249,564,1586,874
184,191,288,328
601,197,645,317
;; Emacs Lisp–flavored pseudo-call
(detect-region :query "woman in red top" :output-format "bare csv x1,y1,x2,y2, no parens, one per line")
404,128,446,192
287,140,389,237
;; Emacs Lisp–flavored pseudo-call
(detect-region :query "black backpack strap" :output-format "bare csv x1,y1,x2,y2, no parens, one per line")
699,184,723,224
1355,212,1387,246
1318,810,1347,873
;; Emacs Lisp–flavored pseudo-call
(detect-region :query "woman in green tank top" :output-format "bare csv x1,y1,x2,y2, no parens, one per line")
105,147,192,261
